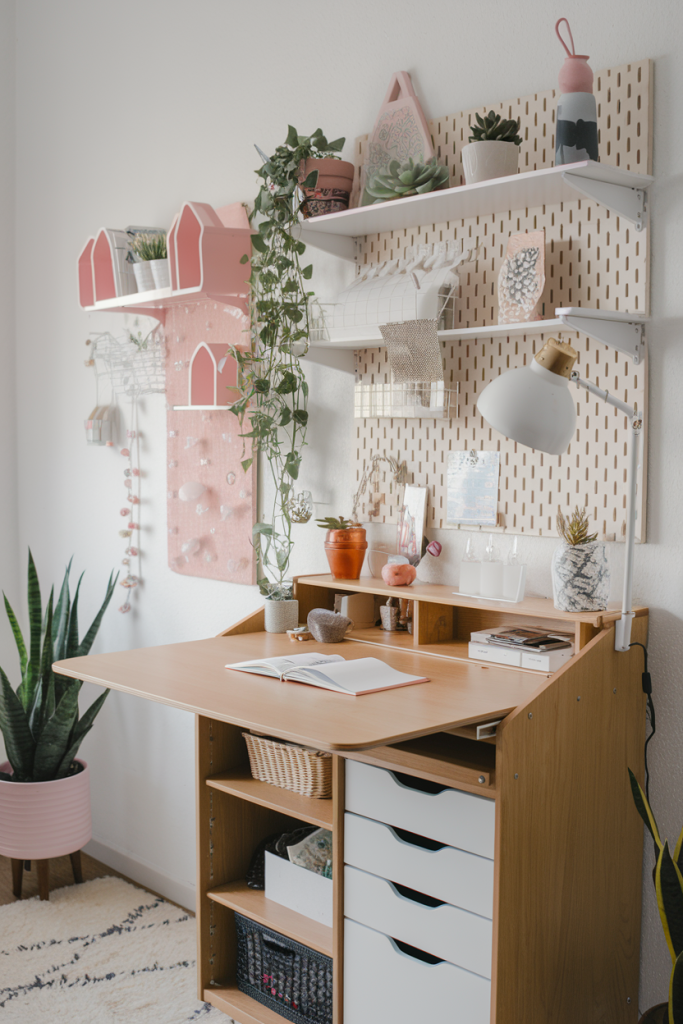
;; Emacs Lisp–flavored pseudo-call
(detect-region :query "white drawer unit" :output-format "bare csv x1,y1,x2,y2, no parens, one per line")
345,864,493,979
344,811,494,919
344,917,491,1024
345,758,495,858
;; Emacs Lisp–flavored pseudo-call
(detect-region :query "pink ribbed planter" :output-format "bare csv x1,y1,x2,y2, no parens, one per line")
0,759,91,859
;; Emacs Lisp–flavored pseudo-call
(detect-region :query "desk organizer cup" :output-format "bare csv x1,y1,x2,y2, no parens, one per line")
235,913,333,1024
243,732,333,799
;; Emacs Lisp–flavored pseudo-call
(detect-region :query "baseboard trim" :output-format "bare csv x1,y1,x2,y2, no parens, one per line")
84,838,196,913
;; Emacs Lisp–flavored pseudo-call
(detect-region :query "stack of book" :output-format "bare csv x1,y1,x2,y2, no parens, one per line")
469,626,575,672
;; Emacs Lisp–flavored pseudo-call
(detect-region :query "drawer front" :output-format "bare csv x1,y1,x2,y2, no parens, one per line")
344,811,494,919
345,864,492,979
344,917,491,1024
345,758,495,858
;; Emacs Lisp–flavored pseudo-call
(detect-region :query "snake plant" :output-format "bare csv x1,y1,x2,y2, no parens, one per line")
468,110,523,146
629,769,683,1022
365,157,450,203
0,552,117,783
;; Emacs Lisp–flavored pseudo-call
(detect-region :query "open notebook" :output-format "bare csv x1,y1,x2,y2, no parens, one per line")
225,653,429,696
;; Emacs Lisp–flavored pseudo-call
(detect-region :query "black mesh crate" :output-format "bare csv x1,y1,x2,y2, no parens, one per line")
235,913,333,1024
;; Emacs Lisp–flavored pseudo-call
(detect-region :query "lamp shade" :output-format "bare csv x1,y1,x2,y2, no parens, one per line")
477,360,577,455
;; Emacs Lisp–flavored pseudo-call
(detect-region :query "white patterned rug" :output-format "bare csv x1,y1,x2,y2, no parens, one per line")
0,876,230,1023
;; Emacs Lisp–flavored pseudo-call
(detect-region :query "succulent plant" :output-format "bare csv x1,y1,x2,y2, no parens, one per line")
556,507,598,546
365,157,450,203
468,110,523,147
315,516,356,530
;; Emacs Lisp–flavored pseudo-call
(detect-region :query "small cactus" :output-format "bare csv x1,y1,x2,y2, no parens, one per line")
556,507,598,546
315,515,355,530
365,157,450,203
469,110,523,146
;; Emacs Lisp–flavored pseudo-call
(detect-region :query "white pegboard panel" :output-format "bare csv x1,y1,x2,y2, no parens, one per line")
352,59,651,541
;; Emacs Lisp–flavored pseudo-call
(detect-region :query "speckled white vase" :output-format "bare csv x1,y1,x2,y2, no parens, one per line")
551,541,610,612
264,598,299,633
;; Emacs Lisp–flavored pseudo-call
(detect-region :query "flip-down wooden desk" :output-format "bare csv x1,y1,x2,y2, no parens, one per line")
55,575,648,1024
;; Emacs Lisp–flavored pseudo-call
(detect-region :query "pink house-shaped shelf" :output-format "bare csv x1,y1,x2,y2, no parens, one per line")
174,342,241,411
76,202,251,322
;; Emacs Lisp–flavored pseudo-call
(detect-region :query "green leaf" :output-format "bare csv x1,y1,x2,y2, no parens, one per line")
285,452,301,480
56,688,110,779
302,265,313,280
286,125,298,148
3,594,27,678
279,406,292,427
253,523,274,536
628,767,662,851
327,137,345,152
66,571,84,657
18,550,43,712
0,667,34,779
241,458,253,473
293,409,308,426
250,233,267,254
75,571,117,657
31,685,80,782
657,841,683,964
52,560,72,663
301,170,319,189
240,254,249,264
670,949,683,1024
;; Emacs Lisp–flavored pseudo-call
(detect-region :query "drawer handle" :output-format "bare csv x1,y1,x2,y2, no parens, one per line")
392,936,444,965
390,880,445,908
392,825,447,852
261,935,295,958
391,770,449,796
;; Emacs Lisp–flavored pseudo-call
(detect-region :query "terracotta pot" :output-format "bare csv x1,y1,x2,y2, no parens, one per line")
324,527,367,580
0,759,91,860
639,1004,668,1024
300,159,355,219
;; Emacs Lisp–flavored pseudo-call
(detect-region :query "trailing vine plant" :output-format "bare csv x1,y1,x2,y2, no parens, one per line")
230,127,345,599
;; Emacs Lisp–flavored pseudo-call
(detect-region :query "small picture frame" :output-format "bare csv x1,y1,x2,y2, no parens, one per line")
447,451,500,526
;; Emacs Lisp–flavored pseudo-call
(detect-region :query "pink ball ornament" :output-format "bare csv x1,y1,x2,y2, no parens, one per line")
128,522,139,530
381,563,417,586
126,547,139,556
132,468,140,477
120,448,130,457
426,541,442,558
120,508,130,517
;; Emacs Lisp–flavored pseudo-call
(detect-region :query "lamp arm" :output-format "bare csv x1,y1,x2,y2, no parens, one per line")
571,372,643,652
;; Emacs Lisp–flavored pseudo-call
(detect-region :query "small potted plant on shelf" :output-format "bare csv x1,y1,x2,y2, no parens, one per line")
461,110,523,184
628,770,682,1023
551,506,610,612
0,552,117,898
316,516,368,580
284,126,354,218
364,157,450,204
231,127,345,631
129,231,169,291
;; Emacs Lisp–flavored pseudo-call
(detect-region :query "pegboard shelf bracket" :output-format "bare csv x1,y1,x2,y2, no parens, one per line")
557,308,646,364
561,172,647,231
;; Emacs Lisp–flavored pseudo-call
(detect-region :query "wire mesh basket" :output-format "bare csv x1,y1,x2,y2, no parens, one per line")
89,327,166,397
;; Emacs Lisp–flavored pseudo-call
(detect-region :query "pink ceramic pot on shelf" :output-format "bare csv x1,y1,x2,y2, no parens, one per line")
0,760,91,860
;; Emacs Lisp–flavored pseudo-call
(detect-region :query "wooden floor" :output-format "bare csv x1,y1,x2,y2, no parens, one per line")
0,852,187,910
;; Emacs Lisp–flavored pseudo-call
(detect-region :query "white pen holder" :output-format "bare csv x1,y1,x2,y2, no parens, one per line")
457,561,527,603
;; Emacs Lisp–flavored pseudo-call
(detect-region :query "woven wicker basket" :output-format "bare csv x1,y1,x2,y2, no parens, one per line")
242,733,332,799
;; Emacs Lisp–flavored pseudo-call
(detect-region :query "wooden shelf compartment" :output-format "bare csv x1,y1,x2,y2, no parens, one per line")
345,731,497,796
207,880,333,958
205,984,300,1024
206,770,333,830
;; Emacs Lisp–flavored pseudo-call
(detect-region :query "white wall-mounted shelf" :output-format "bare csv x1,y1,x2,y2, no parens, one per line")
298,161,653,261
310,308,648,360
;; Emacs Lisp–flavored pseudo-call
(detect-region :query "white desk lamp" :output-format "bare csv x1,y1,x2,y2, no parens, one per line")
477,337,643,652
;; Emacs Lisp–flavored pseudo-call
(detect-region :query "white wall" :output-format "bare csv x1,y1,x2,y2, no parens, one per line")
10,0,683,1008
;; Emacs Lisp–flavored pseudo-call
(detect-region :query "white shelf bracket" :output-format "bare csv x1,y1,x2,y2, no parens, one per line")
562,171,647,231
295,226,358,263
558,312,645,364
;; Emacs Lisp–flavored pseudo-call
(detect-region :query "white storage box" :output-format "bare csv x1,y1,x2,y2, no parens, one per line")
265,851,333,927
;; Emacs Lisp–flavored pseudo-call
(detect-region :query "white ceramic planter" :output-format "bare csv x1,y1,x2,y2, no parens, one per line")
551,540,610,612
132,261,156,293
149,258,171,289
0,760,91,860
461,141,519,184
264,598,299,633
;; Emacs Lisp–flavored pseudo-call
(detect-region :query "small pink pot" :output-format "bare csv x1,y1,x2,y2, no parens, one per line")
0,759,91,860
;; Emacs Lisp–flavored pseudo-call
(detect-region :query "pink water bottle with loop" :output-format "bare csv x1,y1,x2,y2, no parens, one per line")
554,18,599,165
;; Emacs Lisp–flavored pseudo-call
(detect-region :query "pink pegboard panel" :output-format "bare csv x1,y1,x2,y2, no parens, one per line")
165,201,255,584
